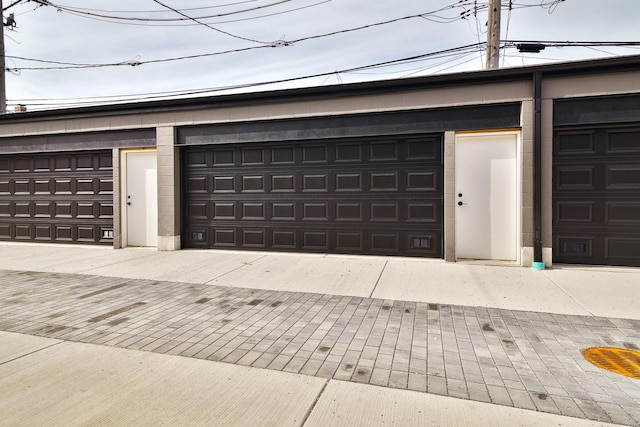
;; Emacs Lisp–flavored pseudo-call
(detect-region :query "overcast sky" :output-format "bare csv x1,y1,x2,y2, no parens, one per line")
3,0,640,110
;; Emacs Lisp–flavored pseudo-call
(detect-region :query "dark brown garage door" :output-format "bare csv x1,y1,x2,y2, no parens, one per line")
0,151,114,244
553,126,640,266
184,135,443,257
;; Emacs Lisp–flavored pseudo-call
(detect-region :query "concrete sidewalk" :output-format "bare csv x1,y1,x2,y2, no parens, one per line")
0,242,639,319
0,242,639,426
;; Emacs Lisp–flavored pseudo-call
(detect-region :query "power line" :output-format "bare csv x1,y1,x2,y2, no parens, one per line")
33,0,333,28
7,3,487,71
16,1,570,29
6,0,630,111
502,0,513,66
46,0,262,15
8,43,485,109
502,40,640,48
6,43,271,70
27,0,476,26
11,38,637,110
151,0,270,44
3,0,24,11
29,0,295,22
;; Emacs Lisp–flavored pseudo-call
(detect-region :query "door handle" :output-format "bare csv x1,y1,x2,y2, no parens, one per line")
127,195,131,206
458,201,463,206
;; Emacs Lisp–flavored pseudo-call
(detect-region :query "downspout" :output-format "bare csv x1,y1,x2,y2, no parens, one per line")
532,71,544,269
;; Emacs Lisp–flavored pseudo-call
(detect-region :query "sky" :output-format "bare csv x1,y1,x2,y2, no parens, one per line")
3,0,640,111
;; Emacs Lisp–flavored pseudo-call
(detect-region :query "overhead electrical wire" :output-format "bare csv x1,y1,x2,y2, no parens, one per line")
8,43,486,109
399,51,483,77
49,1,262,14
149,0,271,44
502,40,640,48
348,49,478,76
502,0,514,66
40,0,333,28
38,0,564,22
539,0,566,14
3,0,26,11
7,2,490,71
11,38,638,110
27,0,477,26
29,0,295,22
8,0,631,111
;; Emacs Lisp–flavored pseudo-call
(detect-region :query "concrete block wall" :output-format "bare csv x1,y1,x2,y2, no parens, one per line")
156,127,181,251
444,132,456,262
520,100,535,267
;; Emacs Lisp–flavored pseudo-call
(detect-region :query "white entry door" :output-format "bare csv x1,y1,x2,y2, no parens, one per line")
124,151,157,247
455,133,518,261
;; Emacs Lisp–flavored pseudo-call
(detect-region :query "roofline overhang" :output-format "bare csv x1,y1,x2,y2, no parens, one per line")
2,54,640,124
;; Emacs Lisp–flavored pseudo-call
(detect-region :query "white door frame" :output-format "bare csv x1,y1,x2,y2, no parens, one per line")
454,130,521,263
120,149,158,247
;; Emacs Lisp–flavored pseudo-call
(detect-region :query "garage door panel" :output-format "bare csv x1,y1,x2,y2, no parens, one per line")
15,224,31,239
607,202,640,224
554,127,640,266
273,230,296,248
186,224,443,256
555,201,595,224
606,237,640,259
0,151,113,245
555,235,595,261
606,128,640,153
606,165,640,189
188,197,443,225
555,166,596,190
35,224,52,240
555,132,596,155
184,136,443,257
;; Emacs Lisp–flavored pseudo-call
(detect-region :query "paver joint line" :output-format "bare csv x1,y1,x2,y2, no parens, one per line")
0,269,639,426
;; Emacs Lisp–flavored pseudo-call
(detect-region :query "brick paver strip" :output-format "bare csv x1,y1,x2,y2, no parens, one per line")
1,269,639,425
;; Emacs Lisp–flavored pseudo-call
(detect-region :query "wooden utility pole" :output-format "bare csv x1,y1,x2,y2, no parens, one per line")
486,0,501,69
0,0,6,113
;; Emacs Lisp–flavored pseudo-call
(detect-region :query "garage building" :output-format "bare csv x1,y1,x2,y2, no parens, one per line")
0,55,639,267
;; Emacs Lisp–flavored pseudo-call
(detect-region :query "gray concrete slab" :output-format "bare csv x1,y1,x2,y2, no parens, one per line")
208,252,385,297
83,249,266,283
543,267,640,319
0,331,60,364
0,243,153,273
373,259,594,316
305,380,621,427
0,332,326,426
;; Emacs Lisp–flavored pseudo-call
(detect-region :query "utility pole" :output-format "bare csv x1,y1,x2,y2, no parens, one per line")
0,0,6,113
486,0,501,69
0,0,23,114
